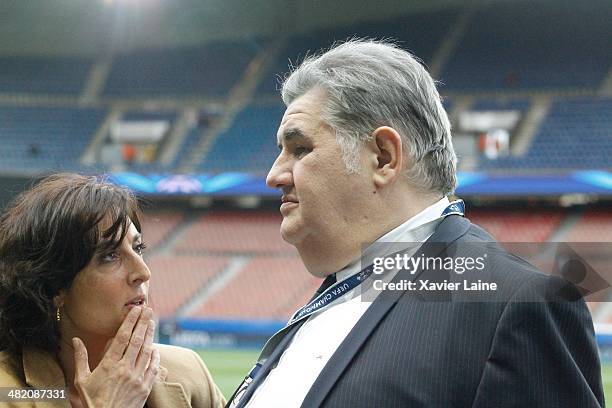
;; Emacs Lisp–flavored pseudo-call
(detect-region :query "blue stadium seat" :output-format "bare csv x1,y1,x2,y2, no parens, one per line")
471,98,530,111
122,110,177,122
0,106,107,172
256,9,459,96
197,104,285,174
0,56,93,95
441,0,612,90
479,97,612,170
103,40,263,97
170,125,202,170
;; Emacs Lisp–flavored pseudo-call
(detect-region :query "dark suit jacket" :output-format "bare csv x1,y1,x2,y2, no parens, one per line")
238,215,604,407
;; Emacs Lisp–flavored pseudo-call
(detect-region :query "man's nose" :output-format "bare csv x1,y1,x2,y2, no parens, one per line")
266,156,292,189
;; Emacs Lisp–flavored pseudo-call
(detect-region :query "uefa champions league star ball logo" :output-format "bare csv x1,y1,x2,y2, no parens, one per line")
156,175,203,194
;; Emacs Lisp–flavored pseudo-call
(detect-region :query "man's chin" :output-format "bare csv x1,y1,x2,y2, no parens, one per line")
280,219,305,245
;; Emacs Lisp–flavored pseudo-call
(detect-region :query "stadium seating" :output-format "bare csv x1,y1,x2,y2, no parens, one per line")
122,109,177,122
175,211,295,253
103,41,262,97
467,209,563,242
191,256,319,320
0,2,610,327
0,55,93,95
197,104,286,174
257,9,459,96
141,211,185,250
142,209,597,323
170,125,202,169
479,97,612,170
441,0,612,90
566,210,612,242
471,98,530,112
0,106,107,172
148,254,230,318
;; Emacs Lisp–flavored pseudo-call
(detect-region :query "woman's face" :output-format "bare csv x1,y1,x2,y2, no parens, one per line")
60,220,151,339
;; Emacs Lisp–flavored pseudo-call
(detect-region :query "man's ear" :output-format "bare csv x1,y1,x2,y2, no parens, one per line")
370,126,403,188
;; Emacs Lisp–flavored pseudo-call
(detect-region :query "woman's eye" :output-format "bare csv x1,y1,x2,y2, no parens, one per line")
101,252,119,263
134,242,148,255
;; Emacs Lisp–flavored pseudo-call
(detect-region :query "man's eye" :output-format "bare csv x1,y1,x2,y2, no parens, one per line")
294,146,310,157
134,242,148,256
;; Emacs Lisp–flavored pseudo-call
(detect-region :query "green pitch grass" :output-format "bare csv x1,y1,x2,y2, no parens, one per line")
603,363,612,402
199,349,612,401
198,349,260,398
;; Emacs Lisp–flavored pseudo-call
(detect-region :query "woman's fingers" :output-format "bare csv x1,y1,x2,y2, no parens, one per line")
134,318,155,372
72,307,159,408
104,306,143,361
122,307,153,366
143,348,160,388
72,337,91,381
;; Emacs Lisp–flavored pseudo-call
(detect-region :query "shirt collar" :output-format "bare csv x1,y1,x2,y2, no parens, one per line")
336,196,450,281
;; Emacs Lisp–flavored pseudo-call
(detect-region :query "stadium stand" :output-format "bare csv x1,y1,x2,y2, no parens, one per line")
1,1,611,399
122,109,178,122
256,9,459,96
175,211,295,253
0,55,93,95
479,97,612,170
148,254,230,318
471,98,531,112
0,106,107,172
103,41,262,98
566,209,612,242
170,123,204,169
0,3,608,175
197,104,286,174
0,0,609,326
441,0,612,90
141,211,185,250
191,256,319,320
144,209,586,322
467,209,564,242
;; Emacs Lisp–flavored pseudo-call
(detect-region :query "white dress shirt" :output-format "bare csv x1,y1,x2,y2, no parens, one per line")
247,197,451,407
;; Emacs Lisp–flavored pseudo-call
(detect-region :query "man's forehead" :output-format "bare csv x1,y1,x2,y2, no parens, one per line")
277,89,327,141
277,111,310,144
284,88,326,118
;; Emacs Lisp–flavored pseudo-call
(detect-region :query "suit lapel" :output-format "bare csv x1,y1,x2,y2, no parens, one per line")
301,215,471,407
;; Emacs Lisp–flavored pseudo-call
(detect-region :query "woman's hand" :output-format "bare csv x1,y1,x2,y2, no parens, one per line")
72,306,159,408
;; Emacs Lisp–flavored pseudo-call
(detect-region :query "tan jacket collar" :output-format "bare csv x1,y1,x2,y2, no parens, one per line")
23,347,66,389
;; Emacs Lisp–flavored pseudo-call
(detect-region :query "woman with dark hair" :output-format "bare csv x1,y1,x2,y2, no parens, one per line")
0,173,225,407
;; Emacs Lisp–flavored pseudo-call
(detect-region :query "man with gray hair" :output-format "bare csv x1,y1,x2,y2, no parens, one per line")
228,39,603,407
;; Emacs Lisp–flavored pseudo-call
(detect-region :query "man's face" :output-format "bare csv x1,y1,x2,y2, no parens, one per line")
266,88,372,249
